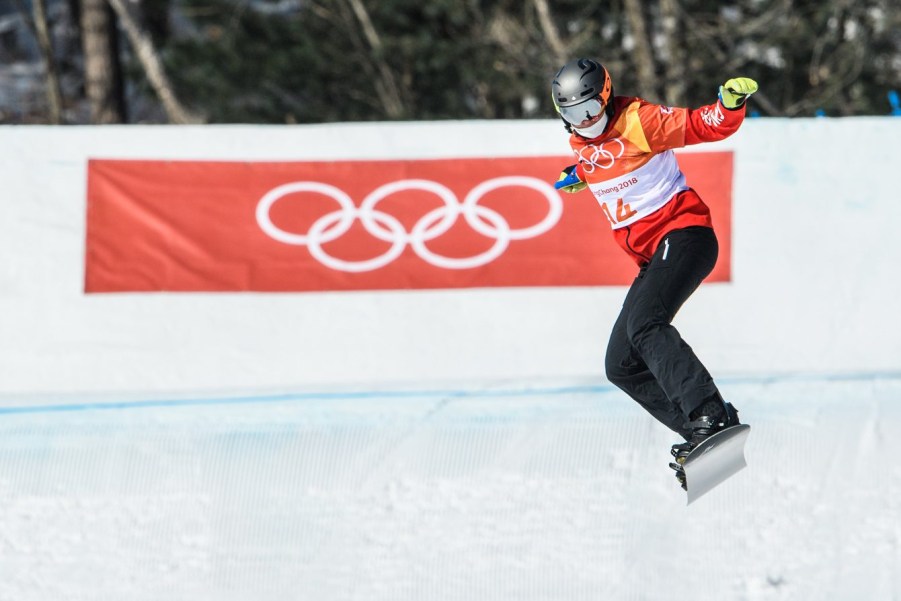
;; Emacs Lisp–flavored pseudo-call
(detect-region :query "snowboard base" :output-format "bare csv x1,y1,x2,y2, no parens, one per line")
682,424,751,505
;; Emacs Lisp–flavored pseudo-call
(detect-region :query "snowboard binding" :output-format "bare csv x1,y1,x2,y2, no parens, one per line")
669,401,747,501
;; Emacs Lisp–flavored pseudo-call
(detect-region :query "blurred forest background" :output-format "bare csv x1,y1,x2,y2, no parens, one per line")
1,0,900,124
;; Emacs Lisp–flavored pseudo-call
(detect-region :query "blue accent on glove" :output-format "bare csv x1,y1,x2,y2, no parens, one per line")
554,166,581,190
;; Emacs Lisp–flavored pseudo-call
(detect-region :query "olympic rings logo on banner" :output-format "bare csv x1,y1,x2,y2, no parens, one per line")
255,177,563,272
577,139,625,172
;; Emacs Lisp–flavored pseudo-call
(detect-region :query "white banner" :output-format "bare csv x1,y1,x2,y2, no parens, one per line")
0,118,900,398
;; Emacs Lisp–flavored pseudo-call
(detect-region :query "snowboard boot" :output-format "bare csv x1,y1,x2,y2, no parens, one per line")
669,398,740,489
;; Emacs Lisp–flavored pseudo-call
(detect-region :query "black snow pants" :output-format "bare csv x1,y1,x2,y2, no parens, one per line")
604,226,722,441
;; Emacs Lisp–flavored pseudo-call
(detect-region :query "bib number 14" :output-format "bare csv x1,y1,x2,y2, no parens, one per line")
601,198,637,225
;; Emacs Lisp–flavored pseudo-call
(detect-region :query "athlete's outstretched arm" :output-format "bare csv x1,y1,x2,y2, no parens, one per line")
684,77,758,145
638,77,759,150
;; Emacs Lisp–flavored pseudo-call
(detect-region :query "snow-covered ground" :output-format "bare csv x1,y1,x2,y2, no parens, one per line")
1,374,898,601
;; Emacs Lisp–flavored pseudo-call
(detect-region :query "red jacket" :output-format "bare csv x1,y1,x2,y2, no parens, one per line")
569,95,745,264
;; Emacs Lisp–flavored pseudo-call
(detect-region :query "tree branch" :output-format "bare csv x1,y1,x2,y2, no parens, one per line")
106,0,203,123
623,0,658,100
14,0,63,122
659,0,685,106
531,0,566,66
345,0,405,119
31,0,63,123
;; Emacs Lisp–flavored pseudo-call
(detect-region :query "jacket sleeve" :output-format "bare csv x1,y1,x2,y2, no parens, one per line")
683,100,746,145
636,99,745,152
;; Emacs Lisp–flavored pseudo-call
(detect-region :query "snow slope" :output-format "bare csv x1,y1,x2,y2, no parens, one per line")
1,375,898,601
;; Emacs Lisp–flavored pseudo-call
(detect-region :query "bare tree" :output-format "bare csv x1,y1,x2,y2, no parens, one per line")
532,0,567,67
623,0,658,101
345,0,405,119
106,0,202,123
31,0,64,123
659,0,685,106
80,0,126,123
13,0,65,122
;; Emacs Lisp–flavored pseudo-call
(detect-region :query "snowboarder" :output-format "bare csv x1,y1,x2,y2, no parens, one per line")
551,58,757,489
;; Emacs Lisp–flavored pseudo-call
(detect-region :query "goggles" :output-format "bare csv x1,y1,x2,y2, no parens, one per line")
559,97,605,125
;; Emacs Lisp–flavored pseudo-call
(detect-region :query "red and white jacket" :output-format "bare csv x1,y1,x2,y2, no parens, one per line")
569,95,745,265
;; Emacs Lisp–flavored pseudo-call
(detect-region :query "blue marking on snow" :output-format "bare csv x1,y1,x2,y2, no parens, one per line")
0,371,899,416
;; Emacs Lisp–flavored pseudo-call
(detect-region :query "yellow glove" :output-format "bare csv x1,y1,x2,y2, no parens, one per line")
719,77,758,109
555,165,588,194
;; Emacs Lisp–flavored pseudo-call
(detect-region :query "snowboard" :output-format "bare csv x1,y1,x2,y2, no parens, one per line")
682,424,751,505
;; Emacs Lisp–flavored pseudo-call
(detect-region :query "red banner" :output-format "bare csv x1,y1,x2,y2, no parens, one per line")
85,154,732,293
